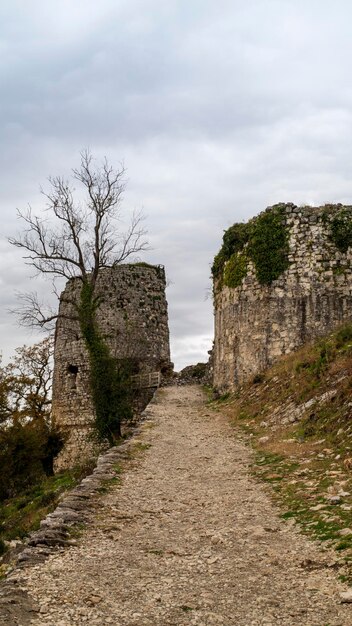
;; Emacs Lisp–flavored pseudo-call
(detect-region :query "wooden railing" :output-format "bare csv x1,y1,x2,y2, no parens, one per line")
131,371,161,389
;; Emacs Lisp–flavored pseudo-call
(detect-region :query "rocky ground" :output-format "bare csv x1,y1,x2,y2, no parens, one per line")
1,385,352,625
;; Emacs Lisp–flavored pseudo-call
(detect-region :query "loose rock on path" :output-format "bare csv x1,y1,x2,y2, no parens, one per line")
2,386,352,625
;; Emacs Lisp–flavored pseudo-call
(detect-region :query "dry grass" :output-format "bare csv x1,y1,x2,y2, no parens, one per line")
211,322,352,581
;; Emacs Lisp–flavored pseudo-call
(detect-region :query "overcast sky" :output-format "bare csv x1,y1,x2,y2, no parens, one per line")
1,0,352,369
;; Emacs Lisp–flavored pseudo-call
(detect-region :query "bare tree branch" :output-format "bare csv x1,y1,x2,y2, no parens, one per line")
10,291,78,330
9,150,149,329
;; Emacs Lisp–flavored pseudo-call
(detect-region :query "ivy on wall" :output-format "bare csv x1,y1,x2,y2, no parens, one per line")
78,283,133,444
324,207,352,253
212,204,290,288
211,222,251,282
247,207,290,285
223,252,248,288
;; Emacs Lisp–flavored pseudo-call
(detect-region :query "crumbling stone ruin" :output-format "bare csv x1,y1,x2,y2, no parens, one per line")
176,361,213,386
52,263,171,469
213,204,352,392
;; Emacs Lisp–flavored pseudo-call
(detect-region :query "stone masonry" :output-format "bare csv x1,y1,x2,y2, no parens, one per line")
52,264,171,469
213,204,352,392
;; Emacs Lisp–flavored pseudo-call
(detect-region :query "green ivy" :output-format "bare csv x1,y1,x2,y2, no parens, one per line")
223,252,248,288
78,283,133,444
211,222,251,279
327,208,352,253
212,205,290,287
211,250,226,281
247,206,290,285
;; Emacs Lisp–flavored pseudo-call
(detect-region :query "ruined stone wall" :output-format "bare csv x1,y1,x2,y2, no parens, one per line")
52,264,171,469
213,204,352,392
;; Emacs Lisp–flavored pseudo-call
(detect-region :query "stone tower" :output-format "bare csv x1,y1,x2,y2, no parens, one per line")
52,263,171,469
213,204,352,392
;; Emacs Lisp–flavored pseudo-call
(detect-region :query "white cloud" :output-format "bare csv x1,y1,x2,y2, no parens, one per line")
1,1,352,368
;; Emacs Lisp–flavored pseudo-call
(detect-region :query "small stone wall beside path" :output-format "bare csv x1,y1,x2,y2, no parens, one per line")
0,405,156,626
1,386,352,626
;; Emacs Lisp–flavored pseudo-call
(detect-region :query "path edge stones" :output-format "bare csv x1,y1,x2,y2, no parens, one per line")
0,394,158,624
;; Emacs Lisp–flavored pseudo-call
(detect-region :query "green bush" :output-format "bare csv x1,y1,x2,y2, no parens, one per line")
0,422,63,501
211,222,251,279
223,252,248,288
335,323,352,349
211,250,227,280
212,205,290,287
308,341,335,379
327,208,352,253
247,206,290,285
222,222,251,258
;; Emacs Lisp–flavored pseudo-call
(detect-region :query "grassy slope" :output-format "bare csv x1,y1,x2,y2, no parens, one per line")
212,323,352,583
0,433,151,577
0,463,96,576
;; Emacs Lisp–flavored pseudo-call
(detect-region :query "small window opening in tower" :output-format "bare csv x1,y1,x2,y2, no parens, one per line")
67,364,79,389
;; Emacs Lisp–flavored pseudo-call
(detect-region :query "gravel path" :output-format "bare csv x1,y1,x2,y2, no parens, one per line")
10,386,352,625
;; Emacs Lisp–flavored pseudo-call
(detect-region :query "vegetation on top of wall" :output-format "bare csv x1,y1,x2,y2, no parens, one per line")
130,262,165,281
223,252,248,288
211,222,251,282
247,205,290,285
323,206,352,253
131,261,156,269
212,204,290,288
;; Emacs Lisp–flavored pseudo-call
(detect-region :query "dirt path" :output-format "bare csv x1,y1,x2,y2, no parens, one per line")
9,386,352,625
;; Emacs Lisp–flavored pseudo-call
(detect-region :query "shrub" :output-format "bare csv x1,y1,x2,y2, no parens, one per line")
0,421,63,501
308,341,335,379
327,208,352,253
335,323,352,349
212,205,290,287
211,222,251,279
224,252,248,288
247,206,290,285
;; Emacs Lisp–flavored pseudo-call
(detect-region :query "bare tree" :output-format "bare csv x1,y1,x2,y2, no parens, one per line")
9,150,150,443
9,149,149,328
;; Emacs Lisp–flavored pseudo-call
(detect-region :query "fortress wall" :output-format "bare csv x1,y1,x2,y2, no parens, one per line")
213,204,352,392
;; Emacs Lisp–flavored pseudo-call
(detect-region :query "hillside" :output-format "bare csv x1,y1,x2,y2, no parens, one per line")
213,322,352,582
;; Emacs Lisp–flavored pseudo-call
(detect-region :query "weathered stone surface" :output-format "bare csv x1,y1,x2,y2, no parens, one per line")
340,589,352,603
213,204,352,391
52,263,171,469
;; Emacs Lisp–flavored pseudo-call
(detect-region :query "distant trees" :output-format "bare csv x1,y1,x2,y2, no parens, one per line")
10,150,149,443
0,336,53,425
0,337,63,500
